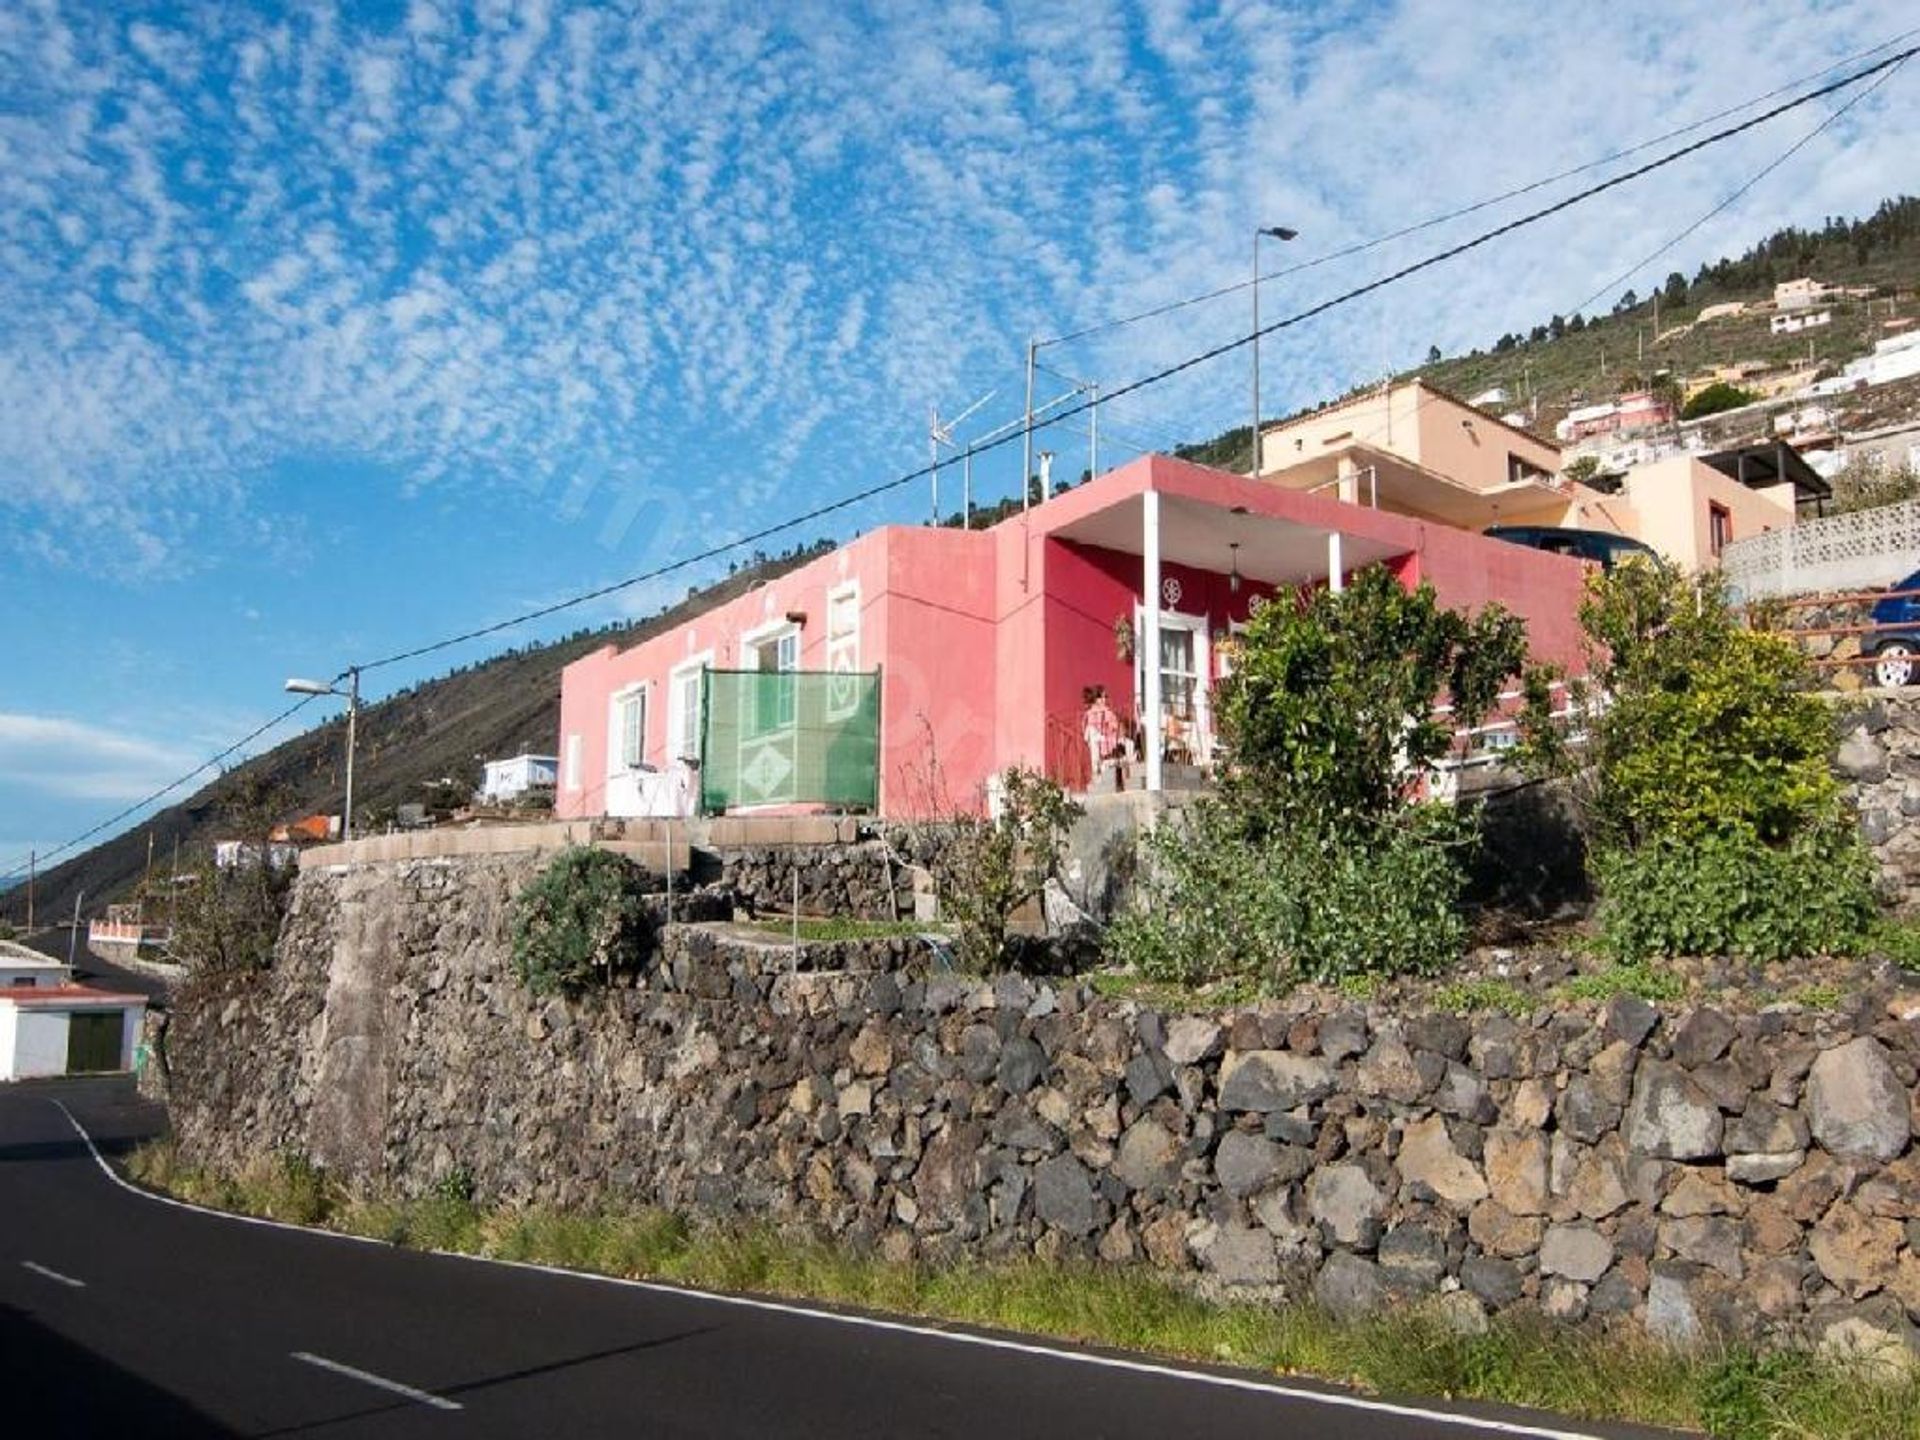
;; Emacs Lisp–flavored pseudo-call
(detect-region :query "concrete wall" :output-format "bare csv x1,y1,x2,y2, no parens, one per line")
6,1008,69,1079
1618,456,1796,573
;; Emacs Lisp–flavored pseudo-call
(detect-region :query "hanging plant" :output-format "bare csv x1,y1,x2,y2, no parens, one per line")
1113,614,1135,662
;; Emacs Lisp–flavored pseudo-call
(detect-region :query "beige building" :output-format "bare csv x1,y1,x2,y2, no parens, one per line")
1253,381,1812,573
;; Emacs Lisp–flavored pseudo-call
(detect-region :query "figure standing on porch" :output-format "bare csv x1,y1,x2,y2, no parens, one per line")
1083,685,1129,789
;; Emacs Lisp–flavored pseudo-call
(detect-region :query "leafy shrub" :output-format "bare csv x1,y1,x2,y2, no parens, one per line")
1592,820,1875,964
1106,567,1528,991
510,846,653,994
1552,564,1875,961
928,767,1081,972
1111,802,1473,987
1215,566,1529,833
1680,381,1757,420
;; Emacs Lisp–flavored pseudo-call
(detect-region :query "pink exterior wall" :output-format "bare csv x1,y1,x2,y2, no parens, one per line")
557,453,1597,819
556,526,999,819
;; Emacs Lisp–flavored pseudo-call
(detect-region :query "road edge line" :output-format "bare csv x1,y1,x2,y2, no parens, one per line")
52,1102,1607,1440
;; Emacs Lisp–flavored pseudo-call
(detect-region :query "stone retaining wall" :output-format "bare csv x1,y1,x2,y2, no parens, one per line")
1839,696,1920,913
167,854,1920,1364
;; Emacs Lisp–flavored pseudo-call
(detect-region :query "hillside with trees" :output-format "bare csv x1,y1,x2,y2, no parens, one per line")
1184,196,1920,467
0,542,833,928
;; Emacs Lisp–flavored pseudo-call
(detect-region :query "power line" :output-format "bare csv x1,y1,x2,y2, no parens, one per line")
1032,45,1916,433
0,695,322,885
1329,53,1913,460
1035,26,1920,350
336,44,1919,676
1567,54,1910,319
5,45,1907,883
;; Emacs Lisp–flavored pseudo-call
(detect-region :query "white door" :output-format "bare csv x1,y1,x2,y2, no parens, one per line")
1135,607,1210,763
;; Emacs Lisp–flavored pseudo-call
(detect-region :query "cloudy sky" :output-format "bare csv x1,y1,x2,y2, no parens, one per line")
3,0,1916,879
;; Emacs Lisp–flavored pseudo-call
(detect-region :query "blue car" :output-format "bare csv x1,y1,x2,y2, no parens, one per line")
1866,566,1920,687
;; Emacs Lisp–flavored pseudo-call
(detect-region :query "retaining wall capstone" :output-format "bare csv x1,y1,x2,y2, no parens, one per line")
166,853,1920,1365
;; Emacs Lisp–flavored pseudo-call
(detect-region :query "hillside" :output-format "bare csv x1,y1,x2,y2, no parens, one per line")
1179,196,1920,466
1,544,831,928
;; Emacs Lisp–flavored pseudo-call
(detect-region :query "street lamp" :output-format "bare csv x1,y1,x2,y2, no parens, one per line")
1251,224,1299,476
285,668,361,843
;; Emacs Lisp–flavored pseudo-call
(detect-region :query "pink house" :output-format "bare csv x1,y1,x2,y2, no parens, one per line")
555,454,1592,819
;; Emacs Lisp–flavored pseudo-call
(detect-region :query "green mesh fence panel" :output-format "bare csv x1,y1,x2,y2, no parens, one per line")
700,668,880,812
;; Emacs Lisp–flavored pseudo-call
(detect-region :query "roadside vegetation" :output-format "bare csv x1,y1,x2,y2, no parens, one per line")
1108,568,1531,990
127,1142,1920,1440
1546,562,1876,964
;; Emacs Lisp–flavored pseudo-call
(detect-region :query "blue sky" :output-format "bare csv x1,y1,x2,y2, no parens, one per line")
3,0,1917,877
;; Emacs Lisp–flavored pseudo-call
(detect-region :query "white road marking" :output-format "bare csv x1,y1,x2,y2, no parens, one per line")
55,1102,1605,1440
291,1351,463,1412
20,1260,85,1288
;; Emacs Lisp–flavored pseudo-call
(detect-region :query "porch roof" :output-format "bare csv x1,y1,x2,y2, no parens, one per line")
1025,453,1427,583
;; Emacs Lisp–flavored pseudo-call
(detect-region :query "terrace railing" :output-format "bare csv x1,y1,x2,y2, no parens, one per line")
1721,498,1920,601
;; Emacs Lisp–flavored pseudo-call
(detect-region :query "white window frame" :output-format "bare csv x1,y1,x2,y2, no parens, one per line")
824,582,861,720
563,733,584,793
740,618,801,672
609,683,650,774
739,619,801,736
668,652,713,765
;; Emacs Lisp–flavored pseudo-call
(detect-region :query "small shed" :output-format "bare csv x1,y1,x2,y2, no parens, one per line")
0,981,147,1081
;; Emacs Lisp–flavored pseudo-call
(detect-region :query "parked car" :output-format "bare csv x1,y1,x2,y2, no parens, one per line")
1864,566,1920,687
1482,525,1662,572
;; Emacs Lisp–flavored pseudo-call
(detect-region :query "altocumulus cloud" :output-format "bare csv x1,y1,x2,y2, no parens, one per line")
1,0,1915,577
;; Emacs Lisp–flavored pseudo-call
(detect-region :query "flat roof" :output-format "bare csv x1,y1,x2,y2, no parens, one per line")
1702,440,1832,500
0,983,147,1008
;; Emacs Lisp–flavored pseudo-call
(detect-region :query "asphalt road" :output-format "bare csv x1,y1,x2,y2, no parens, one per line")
0,1082,1677,1440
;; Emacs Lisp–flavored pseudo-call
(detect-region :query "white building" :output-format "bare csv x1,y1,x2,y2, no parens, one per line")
479,753,560,803
1810,331,1920,397
0,944,145,1081
1775,278,1830,310
1770,309,1830,335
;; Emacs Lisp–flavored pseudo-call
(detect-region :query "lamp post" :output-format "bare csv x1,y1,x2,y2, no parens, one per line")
285,668,361,843
1251,224,1299,476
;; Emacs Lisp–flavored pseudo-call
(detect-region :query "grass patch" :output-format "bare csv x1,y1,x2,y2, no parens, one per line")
1561,963,1688,1004
1781,983,1846,1011
740,916,937,943
1864,915,1920,973
1427,978,1534,1018
1083,969,1261,1010
123,1145,1920,1438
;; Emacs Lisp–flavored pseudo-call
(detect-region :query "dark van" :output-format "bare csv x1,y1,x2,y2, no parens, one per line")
1482,525,1661,572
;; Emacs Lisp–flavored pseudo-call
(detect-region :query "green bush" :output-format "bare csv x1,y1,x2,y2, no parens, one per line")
1592,821,1875,964
510,847,653,994
1680,381,1757,420
927,767,1081,972
1112,802,1472,989
1555,564,1875,962
1106,566,1527,992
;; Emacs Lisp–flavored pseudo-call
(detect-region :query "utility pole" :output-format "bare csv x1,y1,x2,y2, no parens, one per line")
25,850,33,933
1021,339,1037,514
67,890,83,968
928,403,941,526
1250,225,1299,477
1088,381,1098,483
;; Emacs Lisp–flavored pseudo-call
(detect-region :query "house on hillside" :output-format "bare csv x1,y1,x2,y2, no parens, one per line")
479,753,559,803
1251,381,1794,572
1771,309,1831,336
0,940,146,1081
1775,277,1831,310
556,452,1595,820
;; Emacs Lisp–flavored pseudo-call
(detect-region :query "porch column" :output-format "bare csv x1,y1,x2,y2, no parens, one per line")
1327,530,1345,593
1143,488,1163,793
